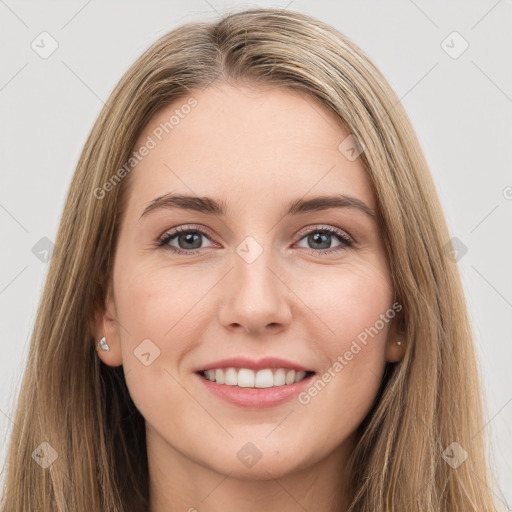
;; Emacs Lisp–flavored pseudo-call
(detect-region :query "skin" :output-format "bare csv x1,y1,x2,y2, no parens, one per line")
92,81,406,512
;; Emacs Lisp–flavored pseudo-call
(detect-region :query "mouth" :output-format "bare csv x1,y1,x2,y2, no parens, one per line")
196,367,317,408
196,368,316,389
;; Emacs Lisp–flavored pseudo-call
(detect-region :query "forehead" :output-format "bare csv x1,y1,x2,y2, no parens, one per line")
125,83,375,217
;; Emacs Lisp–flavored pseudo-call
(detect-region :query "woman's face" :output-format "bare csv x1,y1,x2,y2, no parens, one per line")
95,82,404,481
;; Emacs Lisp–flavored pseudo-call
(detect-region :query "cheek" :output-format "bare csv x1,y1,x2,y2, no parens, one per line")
114,267,209,433
293,263,393,436
115,252,393,379
297,261,393,351
114,260,206,346
109,249,394,474
112,260,219,400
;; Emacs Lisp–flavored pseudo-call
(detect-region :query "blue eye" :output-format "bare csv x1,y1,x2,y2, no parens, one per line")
295,226,353,254
156,226,216,254
156,225,353,256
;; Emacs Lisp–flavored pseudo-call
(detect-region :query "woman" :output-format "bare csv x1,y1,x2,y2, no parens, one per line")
0,7,500,511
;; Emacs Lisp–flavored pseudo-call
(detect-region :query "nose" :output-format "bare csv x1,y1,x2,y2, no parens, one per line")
218,247,293,335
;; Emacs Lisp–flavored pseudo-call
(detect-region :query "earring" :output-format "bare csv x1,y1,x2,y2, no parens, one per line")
397,341,402,346
97,336,110,351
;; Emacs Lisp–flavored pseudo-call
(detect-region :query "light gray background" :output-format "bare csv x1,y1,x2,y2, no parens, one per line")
1,0,511,509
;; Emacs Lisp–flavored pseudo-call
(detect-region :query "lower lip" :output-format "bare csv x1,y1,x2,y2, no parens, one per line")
196,372,315,408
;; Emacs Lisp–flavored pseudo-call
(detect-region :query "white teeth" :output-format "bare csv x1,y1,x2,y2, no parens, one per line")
215,369,225,384
295,370,306,382
201,367,310,388
255,369,273,388
274,368,286,386
205,369,216,381
224,367,237,386
238,368,255,387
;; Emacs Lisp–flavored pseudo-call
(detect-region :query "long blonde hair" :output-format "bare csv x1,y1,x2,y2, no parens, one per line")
0,7,500,511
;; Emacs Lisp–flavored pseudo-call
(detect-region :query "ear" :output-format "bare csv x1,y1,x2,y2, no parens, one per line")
385,307,407,363
90,278,123,367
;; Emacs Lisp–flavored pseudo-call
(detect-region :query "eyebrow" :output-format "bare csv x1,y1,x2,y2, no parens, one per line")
139,193,375,220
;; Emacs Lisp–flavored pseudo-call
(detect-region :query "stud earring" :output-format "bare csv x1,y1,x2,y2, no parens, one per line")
97,336,110,351
397,341,402,346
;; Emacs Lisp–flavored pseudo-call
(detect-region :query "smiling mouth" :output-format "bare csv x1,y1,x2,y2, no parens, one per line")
197,368,316,388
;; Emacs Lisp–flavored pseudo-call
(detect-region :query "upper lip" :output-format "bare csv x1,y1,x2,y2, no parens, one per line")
195,357,314,373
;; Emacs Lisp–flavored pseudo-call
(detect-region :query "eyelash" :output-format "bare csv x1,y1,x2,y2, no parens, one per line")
155,224,353,256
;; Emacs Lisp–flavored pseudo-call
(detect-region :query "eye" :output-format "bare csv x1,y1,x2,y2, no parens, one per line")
295,226,353,255
156,226,217,255
155,224,353,256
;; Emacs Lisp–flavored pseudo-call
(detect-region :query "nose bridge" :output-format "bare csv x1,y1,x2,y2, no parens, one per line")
235,236,276,291
218,233,292,332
